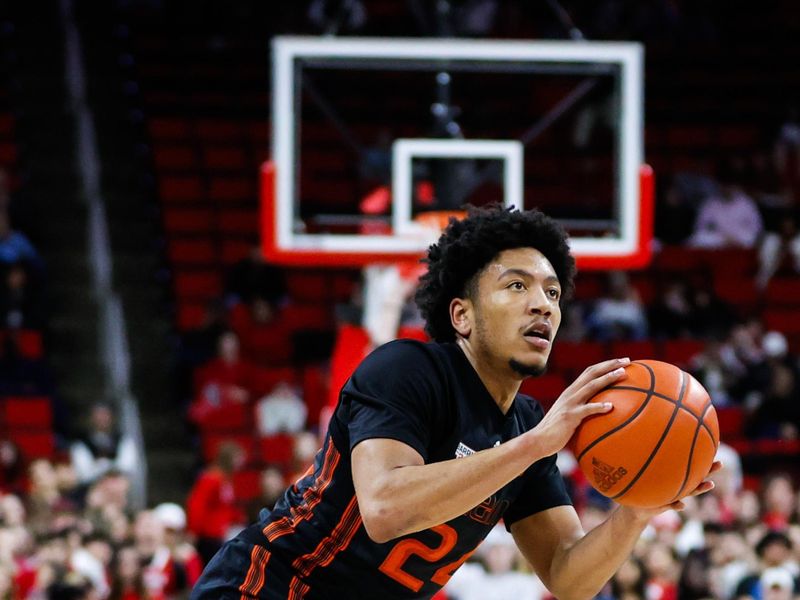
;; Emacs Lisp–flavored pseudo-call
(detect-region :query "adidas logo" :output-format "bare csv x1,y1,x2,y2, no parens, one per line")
591,457,628,492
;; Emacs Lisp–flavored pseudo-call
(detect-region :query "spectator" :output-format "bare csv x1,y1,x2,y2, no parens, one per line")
761,474,796,532
186,441,245,565
654,176,698,245
734,531,799,598
689,161,764,249
188,331,257,428
154,502,203,589
229,297,293,365
745,332,800,439
0,211,39,266
756,212,800,289
585,271,648,341
0,261,43,329
0,439,25,495
255,381,307,437
109,543,146,600
225,245,286,307
643,542,679,600
610,556,648,600
70,402,138,487
245,466,286,523
677,548,712,600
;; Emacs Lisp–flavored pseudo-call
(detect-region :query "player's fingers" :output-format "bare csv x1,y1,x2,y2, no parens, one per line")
708,460,723,475
568,357,630,392
578,400,613,419
572,366,628,402
686,480,715,497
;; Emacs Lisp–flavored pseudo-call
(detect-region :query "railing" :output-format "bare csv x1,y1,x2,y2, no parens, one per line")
61,0,147,509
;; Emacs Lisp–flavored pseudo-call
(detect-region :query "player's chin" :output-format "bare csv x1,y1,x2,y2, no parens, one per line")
509,355,548,377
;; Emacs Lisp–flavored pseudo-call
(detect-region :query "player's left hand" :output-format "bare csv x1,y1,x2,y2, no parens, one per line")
619,460,723,521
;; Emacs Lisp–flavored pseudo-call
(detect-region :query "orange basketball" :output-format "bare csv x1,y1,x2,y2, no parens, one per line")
571,360,720,508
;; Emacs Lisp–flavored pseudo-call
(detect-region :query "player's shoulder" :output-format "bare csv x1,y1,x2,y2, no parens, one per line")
358,338,453,374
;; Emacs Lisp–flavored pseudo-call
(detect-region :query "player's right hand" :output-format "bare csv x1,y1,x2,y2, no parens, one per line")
531,357,630,457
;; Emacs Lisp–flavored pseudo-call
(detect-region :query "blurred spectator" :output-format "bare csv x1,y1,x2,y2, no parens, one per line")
134,509,193,599
186,441,245,565
307,0,367,34
643,542,679,600
689,285,736,340
255,382,307,437
444,525,545,600
756,212,800,289
225,245,286,307
759,567,796,600
761,474,796,531
70,402,138,487
153,502,203,590
188,331,257,428
0,261,43,329
0,331,53,395
585,271,648,341
245,466,286,523
0,439,26,495
648,278,694,338
689,162,764,249
734,531,799,598
677,548,712,600
745,332,800,439
175,299,229,401
610,556,648,600
0,211,39,267
109,543,147,600
654,176,699,245
229,297,293,365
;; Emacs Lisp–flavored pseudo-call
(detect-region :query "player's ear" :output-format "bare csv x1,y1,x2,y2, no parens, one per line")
450,297,472,338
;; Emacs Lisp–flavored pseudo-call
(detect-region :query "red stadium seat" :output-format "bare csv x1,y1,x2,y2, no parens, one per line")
9,432,55,459
167,239,217,265
202,434,255,464
715,407,744,438
662,339,705,368
153,145,198,170
208,177,255,203
219,209,259,236
519,373,566,407
173,271,223,300
259,433,295,469
252,367,298,396
609,340,659,362
197,403,251,433
176,302,208,331
233,469,262,502
202,146,249,171
764,309,800,335
158,175,205,204
147,117,191,140
16,330,44,359
162,208,215,234
1,397,52,428
765,278,800,307
550,341,606,374
286,272,329,303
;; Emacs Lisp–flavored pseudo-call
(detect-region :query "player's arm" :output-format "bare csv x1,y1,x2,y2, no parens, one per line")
510,463,721,600
351,358,628,543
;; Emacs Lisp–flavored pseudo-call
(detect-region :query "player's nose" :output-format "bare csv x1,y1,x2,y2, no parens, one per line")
527,286,552,315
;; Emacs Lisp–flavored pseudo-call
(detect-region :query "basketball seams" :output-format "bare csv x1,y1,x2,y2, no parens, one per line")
606,385,715,440
575,363,657,463
612,367,688,502
669,398,713,503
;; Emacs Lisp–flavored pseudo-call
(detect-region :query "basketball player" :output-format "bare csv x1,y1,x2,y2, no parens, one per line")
191,206,720,599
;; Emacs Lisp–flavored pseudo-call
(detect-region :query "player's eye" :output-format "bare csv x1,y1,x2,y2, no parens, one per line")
547,288,561,300
508,281,526,291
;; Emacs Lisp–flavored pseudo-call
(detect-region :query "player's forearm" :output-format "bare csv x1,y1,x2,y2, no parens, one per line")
361,431,547,542
546,506,649,600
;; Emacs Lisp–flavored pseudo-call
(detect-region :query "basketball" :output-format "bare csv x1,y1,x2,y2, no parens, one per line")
571,360,720,508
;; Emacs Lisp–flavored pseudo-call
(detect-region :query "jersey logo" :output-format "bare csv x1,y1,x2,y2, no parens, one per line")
455,442,475,458
468,494,510,526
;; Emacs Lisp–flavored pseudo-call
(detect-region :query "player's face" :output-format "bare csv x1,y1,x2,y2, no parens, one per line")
471,247,562,377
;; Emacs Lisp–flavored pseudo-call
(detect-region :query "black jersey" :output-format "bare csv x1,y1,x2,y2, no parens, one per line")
193,340,571,600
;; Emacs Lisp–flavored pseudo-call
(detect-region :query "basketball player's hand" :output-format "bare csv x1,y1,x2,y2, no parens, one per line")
619,460,723,521
531,357,629,457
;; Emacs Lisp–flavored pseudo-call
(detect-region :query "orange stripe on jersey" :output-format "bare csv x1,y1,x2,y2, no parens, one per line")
291,495,363,579
287,577,310,600
239,545,271,599
263,442,341,542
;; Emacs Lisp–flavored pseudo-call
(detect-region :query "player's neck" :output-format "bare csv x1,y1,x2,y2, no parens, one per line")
455,339,520,414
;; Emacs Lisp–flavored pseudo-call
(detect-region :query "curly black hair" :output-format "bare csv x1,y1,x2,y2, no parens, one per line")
414,205,576,343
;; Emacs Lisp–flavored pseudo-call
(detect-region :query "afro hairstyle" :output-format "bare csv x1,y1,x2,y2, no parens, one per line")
414,205,575,343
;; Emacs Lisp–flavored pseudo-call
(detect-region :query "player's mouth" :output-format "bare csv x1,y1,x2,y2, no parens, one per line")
522,322,552,350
